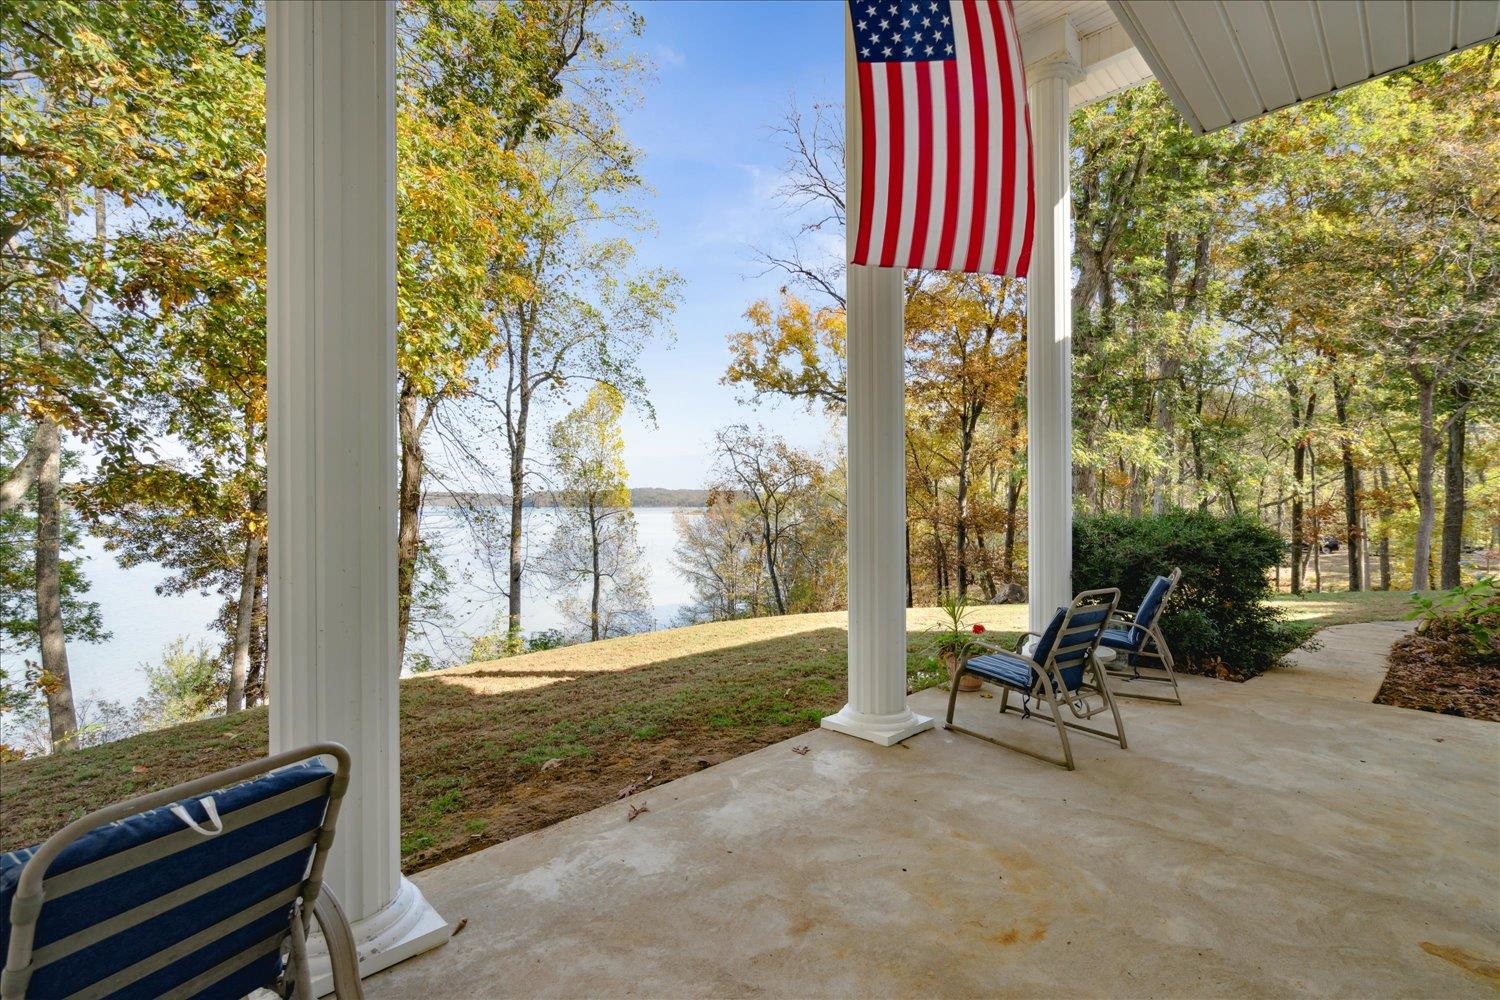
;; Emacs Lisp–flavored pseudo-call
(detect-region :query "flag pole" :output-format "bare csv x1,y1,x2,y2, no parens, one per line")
822,5,934,747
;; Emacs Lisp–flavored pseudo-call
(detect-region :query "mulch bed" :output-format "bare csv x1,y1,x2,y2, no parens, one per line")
1376,618,1500,721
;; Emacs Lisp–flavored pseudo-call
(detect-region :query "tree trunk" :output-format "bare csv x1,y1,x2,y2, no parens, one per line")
0,426,43,514
34,413,78,751
1332,374,1361,591
396,386,428,670
226,492,265,714
1002,473,1020,585
904,522,913,609
1290,444,1306,596
247,550,268,706
589,500,603,641
1411,375,1438,590
1377,466,1392,590
1440,382,1471,589
762,517,786,615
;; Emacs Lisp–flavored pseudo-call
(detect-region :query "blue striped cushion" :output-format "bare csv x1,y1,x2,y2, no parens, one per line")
0,761,333,1000
963,650,1035,689
1099,625,1144,652
1135,575,1173,630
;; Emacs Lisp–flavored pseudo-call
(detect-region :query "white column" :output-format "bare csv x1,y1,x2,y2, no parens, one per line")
267,0,449,985
822,12,933,747
1024,20,1083,634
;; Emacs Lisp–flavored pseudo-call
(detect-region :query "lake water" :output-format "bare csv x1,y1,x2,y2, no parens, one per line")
26,507,695,707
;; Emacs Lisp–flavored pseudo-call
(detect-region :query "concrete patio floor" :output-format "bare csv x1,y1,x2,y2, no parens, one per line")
366,622,1500,998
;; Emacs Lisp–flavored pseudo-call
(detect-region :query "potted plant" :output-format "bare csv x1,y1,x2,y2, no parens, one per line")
925,593,989,692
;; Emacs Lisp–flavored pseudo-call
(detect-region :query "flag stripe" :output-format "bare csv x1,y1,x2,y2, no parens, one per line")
880,60,908,267
854,61,878,266
988,0,1016,275
908,62,935,267
960,0,990,273
934,56,962,269
849,0,1033,278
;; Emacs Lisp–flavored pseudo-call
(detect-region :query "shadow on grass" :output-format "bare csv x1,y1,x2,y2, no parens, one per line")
4,623,1009,871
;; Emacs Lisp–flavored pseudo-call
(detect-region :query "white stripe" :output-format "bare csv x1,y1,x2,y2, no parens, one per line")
1000,0,1030,275
892,59,921,266
921,58,948,269
973,1,1005,274
867,65,892,263
948,0,976,269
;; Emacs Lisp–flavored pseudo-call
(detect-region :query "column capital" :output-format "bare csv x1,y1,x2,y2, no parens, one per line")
1027,56,1085,86
1022,15,1083,85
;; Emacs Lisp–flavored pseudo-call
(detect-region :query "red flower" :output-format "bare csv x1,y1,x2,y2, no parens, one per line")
972,624,986,634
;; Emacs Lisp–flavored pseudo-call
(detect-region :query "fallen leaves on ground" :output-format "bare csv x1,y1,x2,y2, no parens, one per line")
791,745,809,756
627,802,649,821
1377,619,1500,722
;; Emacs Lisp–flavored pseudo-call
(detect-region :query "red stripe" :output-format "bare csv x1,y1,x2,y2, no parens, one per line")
853,62,877,266
991,0,1017,275
1008,0,1034,277
934,57,962,270
878,60,905,268
908,63,934,268
1016,79,1035,277
961,0,990,273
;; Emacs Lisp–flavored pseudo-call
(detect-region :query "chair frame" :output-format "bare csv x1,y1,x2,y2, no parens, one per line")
1104,567,1183,704
1,743,363,1000
945,588,1127,770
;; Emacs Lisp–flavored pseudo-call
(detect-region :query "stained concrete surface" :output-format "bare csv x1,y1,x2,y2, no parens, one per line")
367,622,1500,998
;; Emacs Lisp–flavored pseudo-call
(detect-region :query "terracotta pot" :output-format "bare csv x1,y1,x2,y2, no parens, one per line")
942,652,984,692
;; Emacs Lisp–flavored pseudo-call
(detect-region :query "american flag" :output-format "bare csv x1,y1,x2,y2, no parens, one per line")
848,0,1033,277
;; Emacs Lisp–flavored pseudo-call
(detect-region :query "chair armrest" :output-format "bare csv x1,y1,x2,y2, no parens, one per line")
1013,631,1040,654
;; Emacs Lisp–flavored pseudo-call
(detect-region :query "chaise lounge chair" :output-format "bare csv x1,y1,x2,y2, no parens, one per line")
945,588,1126,770
1,743,363,1000
1099,567,1183,704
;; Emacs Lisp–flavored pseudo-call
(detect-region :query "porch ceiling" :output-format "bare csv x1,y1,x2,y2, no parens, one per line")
364,622,1500,998
1109,0,1500,133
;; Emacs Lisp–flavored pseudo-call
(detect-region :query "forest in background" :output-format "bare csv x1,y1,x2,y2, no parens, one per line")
674,46,1497,622
1,2,1495,757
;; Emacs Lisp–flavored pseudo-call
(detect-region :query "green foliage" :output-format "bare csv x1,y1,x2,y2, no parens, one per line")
1073,509,1308,678
922,593,987,658
138,638,227,728
525,629,568,653
1407,578,1499,654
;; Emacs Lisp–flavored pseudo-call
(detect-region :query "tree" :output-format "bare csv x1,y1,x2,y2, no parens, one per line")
536,386,653,641
484,130,679,649
905,273,1024,597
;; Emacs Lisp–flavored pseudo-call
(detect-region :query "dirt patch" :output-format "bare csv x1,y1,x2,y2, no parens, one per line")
1376,619,1500,721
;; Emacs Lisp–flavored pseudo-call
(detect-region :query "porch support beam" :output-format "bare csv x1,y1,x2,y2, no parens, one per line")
823,9,933,748
266,0,449,986
1023,18,1083,634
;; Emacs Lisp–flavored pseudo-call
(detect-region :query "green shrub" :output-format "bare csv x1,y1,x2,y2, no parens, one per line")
1073,509,1307,679
1407,577,1499,654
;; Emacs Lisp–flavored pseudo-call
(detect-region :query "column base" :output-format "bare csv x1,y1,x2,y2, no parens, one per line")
310,875,451,996
821,704,935,746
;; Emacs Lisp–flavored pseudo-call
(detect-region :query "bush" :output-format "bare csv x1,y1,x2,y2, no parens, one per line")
1073,509,1307,679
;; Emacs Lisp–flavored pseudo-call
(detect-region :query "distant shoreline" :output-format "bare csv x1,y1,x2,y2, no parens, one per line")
426,488,709,509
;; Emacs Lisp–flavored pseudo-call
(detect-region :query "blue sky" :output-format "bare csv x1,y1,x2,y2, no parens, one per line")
613,1,848,487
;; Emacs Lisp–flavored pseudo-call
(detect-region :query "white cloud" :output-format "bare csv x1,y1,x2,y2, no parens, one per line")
654,43,686,67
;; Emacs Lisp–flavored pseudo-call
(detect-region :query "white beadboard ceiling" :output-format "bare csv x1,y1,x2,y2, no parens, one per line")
1107,0,1500,133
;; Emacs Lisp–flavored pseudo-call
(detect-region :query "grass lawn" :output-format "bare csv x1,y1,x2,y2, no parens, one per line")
0,594,1409,870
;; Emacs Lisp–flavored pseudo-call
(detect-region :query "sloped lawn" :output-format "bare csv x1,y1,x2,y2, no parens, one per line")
0,595,1403,870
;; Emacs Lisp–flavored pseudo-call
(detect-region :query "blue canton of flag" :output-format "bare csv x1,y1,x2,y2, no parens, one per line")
852,0,957,63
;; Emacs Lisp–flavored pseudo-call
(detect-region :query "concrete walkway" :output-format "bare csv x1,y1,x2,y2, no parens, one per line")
367,623,1500,998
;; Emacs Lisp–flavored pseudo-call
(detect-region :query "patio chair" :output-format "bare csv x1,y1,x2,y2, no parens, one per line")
945,588,1126,770
1099,567,1183,704
1,743,363,1000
